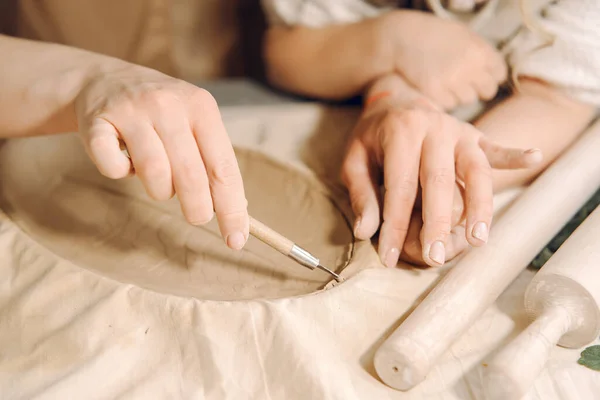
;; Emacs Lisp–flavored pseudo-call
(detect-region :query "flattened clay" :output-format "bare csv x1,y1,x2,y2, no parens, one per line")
0,134,356,300
1,106,599,400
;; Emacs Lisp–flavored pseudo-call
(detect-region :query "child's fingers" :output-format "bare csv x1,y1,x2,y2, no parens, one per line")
452,183,466,226
487,51,508,84
419,125,456,267
340,140,381,240
456,138,493,247
378,112,425,268
452,85,479,106
399,212,425,266
446,0,477,12
479,136,543,169
401,214,469,267
473,74,499,101
82,118,133,179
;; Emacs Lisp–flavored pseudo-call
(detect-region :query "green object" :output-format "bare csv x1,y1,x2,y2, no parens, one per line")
530,188,600,269
577,345,600,371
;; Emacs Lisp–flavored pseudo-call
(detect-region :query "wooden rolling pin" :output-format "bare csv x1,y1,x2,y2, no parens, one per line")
483,205,600,399
373,121,600,391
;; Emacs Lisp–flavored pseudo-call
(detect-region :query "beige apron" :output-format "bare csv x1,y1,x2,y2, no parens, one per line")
0,0,265,81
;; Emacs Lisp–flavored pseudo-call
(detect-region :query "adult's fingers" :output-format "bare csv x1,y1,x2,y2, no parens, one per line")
456,137,494,246
420,119,456,266
340,140,381,240
400,213,469,266
82,118,133,179
154,109,214,227
479,136,543,169
378,111,425,268
190,89,249,250
118,119,174,201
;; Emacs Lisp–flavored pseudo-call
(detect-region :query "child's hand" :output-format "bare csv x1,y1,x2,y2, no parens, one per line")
381,10,506,110
341,96,541,268
74,61,249,250
400,183,469,266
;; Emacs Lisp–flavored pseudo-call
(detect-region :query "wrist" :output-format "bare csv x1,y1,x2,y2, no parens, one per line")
33,48,130,135
364,74,438,111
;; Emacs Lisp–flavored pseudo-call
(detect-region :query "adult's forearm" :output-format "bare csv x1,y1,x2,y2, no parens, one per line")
263,17,394,101
0,35,120,137
475,78,597,191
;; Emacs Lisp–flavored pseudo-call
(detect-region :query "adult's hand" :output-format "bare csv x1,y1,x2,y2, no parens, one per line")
75,63,249,250
341,84,540,267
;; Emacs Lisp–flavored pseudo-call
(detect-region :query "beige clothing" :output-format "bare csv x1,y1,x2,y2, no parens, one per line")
261,0,600,107
0,0,266,81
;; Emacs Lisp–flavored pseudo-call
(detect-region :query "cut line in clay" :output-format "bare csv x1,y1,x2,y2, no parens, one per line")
0,134,365,301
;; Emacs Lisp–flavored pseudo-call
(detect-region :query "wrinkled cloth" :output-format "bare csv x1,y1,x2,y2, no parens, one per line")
0,104,598,399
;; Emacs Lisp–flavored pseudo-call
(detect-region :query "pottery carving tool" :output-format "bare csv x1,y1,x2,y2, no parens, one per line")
249,216,341,282
118,143,340,282
483,205,600,400
372,121,600,391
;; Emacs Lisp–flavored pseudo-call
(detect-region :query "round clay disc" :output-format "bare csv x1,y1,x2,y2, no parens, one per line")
0,135,354,300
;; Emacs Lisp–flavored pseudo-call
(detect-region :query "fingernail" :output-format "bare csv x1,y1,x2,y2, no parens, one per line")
380,247,400,268
354,218,362,237
226,232,246,250
472,221,489,243
524,148,543,163
429,241,446,265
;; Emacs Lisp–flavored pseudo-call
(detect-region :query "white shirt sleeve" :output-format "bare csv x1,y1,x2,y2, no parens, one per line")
260,0,390,27
508,0,600,107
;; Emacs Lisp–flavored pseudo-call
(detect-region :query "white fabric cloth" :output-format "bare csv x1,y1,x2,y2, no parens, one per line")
261,0,600,107
0,104,599,399
508,1,600,107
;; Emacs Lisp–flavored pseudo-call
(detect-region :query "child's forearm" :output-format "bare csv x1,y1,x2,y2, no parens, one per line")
263,17,395,100
474,78,597,191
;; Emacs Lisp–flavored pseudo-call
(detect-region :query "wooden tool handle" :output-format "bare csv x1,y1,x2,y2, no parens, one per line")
249,216,295,256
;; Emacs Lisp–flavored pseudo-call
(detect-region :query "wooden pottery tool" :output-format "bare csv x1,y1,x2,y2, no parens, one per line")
119,142,341,282
249,216,341,282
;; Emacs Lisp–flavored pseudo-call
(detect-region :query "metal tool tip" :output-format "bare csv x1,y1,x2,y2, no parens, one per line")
317,264,342,282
